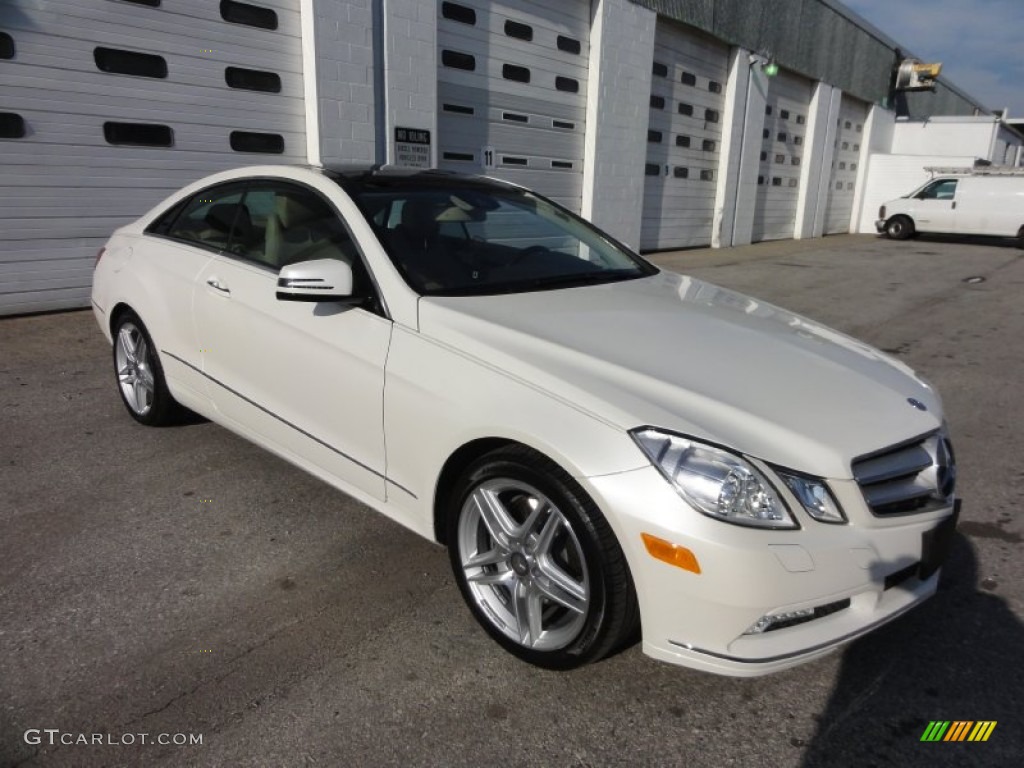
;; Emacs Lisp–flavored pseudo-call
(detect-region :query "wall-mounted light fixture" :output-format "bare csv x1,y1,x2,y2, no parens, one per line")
748,50,779,77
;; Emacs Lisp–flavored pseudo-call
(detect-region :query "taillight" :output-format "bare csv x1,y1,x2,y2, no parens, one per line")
878,206,886,219
94,247,106,268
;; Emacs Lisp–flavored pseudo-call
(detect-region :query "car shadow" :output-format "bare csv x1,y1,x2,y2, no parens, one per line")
157,408,209,427
881,232,1022,250
799,534,1023,766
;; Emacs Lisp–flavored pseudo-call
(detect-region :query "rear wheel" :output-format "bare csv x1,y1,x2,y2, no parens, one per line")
112,311,181,426
885,216,914,240
447,446,638,669
1016,226,1024,249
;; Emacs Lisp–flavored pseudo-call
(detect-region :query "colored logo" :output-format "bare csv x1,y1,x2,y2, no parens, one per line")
920,721,997,742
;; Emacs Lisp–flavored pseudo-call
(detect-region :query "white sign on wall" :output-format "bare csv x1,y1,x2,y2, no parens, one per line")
394,127,431,168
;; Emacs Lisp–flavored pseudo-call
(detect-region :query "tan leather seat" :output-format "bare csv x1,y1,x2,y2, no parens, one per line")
266,195,316,267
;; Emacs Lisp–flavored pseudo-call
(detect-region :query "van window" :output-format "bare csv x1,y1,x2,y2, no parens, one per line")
917,179,958,200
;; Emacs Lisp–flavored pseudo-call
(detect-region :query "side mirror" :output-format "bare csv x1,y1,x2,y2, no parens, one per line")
276,258,355,302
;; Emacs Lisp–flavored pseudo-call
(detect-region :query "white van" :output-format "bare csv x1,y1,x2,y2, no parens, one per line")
876,171,1024,244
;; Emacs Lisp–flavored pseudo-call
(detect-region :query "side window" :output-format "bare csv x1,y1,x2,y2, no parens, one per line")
238,182,359,270
934,179,958,199
166,183,249,252
919,179,958,200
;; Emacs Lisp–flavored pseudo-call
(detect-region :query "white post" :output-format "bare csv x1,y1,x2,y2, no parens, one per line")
580,0,656,249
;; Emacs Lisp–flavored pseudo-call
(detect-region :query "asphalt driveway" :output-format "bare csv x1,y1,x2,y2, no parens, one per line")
1,234,1021,767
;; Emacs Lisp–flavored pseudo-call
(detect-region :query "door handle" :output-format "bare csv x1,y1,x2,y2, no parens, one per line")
206,277,231,295
952,201,956,209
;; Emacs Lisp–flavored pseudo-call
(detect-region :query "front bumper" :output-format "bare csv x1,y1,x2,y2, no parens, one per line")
875,219,887,233
584,466,957,677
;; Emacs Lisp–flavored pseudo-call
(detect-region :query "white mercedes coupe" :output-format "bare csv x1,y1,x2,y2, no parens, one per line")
91,165,959,676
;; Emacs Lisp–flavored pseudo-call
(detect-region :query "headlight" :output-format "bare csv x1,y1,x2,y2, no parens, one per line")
776,471,846,524
631,428,797,529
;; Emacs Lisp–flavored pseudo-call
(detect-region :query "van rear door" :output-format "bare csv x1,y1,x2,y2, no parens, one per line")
956,177,1023,237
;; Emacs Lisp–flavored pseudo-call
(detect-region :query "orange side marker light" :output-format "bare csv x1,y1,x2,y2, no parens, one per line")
642,533,701,574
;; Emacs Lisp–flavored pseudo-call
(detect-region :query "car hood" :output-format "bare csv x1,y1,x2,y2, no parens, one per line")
417,272,943,479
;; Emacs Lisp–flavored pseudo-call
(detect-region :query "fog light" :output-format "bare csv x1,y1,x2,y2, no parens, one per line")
744,598,852,634
744,608,815,635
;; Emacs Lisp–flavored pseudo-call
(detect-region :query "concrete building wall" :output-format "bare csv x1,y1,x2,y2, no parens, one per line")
629,0,991,118
794,83,840,239
724,59,769,247
382,0,437,166
901,83,985,120
310,0,377,165
890,118,997,159
711,48,752,248
848,105,895,232
581,0,657,249
993,126,1024,167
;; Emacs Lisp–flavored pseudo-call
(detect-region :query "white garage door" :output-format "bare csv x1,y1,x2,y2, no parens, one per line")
751,69,814,242
436,0,589,211
640,22,729,252
0,0,307,315
824,96,869,234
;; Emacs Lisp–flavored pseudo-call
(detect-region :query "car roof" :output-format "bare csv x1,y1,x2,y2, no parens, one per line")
316,163,522,193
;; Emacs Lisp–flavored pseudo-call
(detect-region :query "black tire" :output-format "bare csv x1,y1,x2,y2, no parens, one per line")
1017,226,1024,250
111,310,182,426
446,445,639,669
885,216,914,240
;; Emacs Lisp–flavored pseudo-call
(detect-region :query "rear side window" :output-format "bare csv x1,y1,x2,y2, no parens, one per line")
145,198,190,236
166,183,249,252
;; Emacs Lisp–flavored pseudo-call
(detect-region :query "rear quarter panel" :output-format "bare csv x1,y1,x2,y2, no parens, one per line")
95,232,213,408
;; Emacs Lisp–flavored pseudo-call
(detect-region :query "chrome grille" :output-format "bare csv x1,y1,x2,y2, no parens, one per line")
852,431,956,516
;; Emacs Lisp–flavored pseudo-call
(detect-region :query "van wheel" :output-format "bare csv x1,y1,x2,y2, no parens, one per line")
885,216,914,240
1016,226,1024,249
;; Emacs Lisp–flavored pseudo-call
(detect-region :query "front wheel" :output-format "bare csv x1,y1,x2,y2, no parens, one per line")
447,446,638,669
885,216,914,240
112,311,182,426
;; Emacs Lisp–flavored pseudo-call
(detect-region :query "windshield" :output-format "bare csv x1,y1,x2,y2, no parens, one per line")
342,179,657,295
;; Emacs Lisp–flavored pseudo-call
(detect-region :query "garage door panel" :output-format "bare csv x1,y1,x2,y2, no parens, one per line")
0,148,276,175
0,287,96,317
438,26,587,78
8,24,303,74
751,69,814,242
4,63,305,107
43,0,303,48
484,168,580,200
5,89,306,135
824,96,869,234
640,21,728,251
438,64,586,105
438,0,589,212
438,83,585,123
0,0,307,315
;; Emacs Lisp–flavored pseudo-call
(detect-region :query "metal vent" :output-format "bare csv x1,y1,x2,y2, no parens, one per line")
853,431,955,516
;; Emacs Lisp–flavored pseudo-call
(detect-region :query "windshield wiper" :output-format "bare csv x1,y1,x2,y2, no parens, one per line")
426,269,647,297
520,269,642,292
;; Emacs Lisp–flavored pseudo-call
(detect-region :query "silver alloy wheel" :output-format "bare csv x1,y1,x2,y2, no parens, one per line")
457,478,590,651
115,321,156,416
